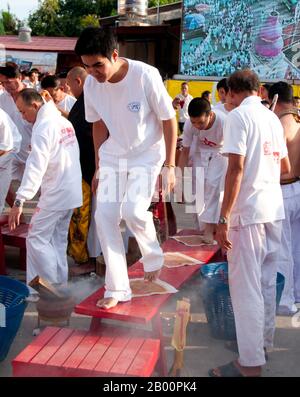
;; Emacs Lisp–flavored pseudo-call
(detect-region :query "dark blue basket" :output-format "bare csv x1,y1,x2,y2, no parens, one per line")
200,262,285,341
0,276,29,361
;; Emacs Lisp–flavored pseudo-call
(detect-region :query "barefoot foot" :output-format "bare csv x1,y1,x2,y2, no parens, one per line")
144,269,161,282
96,297,118,309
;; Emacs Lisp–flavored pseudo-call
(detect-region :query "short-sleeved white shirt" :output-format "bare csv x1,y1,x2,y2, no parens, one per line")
57,94,76,113
84,59,176,158
213,102,229,115
182,109,227,154
0,108,21,153
174,93,193,123
0,91,32,163
222,95,287,227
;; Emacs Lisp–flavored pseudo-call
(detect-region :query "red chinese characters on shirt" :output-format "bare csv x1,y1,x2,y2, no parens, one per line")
59,127,76,146
200,137,217,147
263,141,280,164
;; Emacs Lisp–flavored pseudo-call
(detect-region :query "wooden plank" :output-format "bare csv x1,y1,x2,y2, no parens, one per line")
109,337,145,376
62,332,100,369
94,336,130,374
30,328,74,365
47,330,87,367
78,336,114,371
127,339,160,377
12,326,60,365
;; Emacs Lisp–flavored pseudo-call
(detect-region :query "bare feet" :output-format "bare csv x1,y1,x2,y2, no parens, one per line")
201,235,214,244
144,269,161,282
96,297,118,309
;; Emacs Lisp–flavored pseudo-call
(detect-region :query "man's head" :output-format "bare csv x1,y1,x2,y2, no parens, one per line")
268,82,293,107
16,88,44,123
75,27,119,83
41,75,66,103
216,78,229,103
188,97,213,130
293,96,300,108
66,67,88,99
0,63,24,98
227,69,260,107
260,83,271,101
181,82,189,96
201,90,212,103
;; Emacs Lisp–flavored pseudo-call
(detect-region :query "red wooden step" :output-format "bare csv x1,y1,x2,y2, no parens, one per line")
12,326,160,377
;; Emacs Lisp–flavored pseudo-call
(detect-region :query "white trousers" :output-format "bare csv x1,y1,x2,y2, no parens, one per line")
277,182,300,310
0,153,12,214
95,149,164,301
227,221,282,367
193,152,227,224
26,207,73,285
87,195,102,258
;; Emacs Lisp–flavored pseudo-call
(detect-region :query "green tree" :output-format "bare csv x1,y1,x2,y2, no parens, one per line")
0,17,5,35
1,7,18,34
80,14,100,30
28,0,63,36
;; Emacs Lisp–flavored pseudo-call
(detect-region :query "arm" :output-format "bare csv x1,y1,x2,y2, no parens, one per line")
216,153,245,250
91,119,109,194
280,156,291,177
9,132,51,230
162,117,178,194
177,146,190,173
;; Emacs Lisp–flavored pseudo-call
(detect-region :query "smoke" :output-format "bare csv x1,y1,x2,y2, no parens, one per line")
66,273,104,304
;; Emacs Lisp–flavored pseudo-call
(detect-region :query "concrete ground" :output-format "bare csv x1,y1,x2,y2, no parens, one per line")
1,202,300,377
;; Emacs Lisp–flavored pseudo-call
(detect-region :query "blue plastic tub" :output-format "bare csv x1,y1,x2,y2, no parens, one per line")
200,262,285,341
0,276,29,361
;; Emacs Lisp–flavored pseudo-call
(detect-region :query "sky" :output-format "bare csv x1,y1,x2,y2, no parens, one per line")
2,0,39,21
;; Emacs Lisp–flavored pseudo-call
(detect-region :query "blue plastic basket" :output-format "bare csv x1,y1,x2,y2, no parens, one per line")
0,276,29,361
200,262,285,341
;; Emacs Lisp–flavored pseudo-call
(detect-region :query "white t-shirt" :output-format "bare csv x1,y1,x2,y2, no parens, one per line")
213,102,229,115
182,109,227,154
0,108,21,153
84,58,176,158
57,94,76,113
222,95,287,227
16,102,82,211
0,91,32,163
174,93,193,123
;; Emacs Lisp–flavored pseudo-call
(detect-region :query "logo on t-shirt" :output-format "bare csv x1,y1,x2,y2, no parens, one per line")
127,102,141,112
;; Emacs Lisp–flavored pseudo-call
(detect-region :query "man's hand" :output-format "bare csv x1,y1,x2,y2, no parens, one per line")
216,223,232,251
162,166,176,198
91,170,99,195
9,206,23,231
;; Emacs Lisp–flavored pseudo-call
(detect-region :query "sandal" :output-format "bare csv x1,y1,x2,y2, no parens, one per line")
209,361,244,377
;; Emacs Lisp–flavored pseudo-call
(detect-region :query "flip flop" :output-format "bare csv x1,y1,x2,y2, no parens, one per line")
208,361,244,377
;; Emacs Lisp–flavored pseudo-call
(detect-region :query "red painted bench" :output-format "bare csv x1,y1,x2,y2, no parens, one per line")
12,326,160,377
0,216,8,275
0,223,28,273
75,229,221,375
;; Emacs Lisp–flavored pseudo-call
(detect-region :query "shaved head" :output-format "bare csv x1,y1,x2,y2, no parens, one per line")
66,66,87,98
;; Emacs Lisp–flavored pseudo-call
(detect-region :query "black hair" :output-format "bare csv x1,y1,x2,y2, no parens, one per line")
268,81,293,104
41,75,61,90
17,88,44,105
0,63,21,79
188,97,211,117
75,27,117,59
262,83,271,92
201,90,211,100
228,69,260,93
216,78,229,93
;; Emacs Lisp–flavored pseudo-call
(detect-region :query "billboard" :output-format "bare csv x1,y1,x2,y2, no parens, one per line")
0,49,57,74
180,0,300,79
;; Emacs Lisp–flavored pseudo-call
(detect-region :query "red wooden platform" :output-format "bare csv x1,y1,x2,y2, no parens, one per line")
74,229,221,376
12,326,160,377
75,230,220,324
